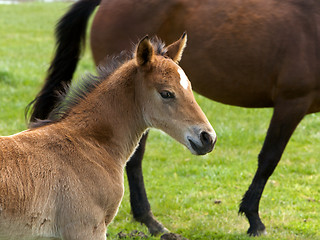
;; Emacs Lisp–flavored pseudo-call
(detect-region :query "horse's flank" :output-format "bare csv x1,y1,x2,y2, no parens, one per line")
91,0,320,112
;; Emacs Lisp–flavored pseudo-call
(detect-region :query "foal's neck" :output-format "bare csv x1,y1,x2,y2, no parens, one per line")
61,62,146,166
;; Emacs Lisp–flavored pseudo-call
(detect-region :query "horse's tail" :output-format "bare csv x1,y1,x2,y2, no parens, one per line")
26,0,101,124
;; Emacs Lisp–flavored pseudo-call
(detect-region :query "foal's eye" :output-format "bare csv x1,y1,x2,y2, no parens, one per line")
160,91,175,99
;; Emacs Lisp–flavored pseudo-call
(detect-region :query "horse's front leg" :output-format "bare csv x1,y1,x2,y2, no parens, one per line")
60,218,107,240
239,97,310,236
125,131,168,235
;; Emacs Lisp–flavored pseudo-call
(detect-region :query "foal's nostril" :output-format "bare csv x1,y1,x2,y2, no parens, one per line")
188,130,216,155
200,131,213,145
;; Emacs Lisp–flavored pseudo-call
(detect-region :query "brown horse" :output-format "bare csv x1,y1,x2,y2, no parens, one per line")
3,36,216,240
27,0,320,236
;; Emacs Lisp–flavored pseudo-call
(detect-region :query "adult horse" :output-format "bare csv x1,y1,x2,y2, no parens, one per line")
2,35,216,240
27,0,320,236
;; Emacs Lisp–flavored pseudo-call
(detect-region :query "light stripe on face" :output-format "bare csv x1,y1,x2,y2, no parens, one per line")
177,67,189,90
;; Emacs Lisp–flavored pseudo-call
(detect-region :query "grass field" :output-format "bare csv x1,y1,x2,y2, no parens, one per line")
1,2,320,240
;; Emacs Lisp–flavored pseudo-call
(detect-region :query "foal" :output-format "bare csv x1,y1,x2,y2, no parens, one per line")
0,36,216,239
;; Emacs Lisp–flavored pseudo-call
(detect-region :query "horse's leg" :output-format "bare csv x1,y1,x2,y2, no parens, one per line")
125,131,168,235
239,97,310,236
60,221,107,240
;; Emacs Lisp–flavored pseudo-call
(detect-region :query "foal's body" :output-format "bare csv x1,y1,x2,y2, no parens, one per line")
27,0,320,236
0,120,123,239
2,37,216,239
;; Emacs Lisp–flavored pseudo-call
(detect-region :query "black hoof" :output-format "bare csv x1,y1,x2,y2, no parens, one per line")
247,223,266,237
147,218,169,236
135,211,169,236
239,204,266,237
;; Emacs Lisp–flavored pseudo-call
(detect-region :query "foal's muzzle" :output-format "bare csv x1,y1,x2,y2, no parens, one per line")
187,129,216,155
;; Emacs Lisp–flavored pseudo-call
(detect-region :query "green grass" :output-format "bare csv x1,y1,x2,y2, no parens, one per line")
1,2,320,240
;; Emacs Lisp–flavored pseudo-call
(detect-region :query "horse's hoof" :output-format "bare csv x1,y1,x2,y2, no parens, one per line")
147,219,169,236
247,225,267,236
135,212,169,236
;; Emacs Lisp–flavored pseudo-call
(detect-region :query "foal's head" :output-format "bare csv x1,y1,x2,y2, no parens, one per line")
135,34,216,155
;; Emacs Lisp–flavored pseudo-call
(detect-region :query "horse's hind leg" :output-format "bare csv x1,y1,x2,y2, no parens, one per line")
125,131,168,235
239,97,310,236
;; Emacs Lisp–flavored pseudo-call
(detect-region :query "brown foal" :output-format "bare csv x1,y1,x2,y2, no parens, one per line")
1,36,216,239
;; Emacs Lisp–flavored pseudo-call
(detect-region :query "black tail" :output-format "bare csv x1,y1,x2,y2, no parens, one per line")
26,0,101,124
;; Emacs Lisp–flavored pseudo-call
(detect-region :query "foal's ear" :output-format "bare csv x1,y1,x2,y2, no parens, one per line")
165,32,187,64
136,36,154,66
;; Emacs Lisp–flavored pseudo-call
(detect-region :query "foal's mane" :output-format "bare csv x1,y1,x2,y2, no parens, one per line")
30,37,167,129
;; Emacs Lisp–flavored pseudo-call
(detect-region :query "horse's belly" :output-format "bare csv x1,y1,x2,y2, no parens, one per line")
188,72,274,108
194,84,274,108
